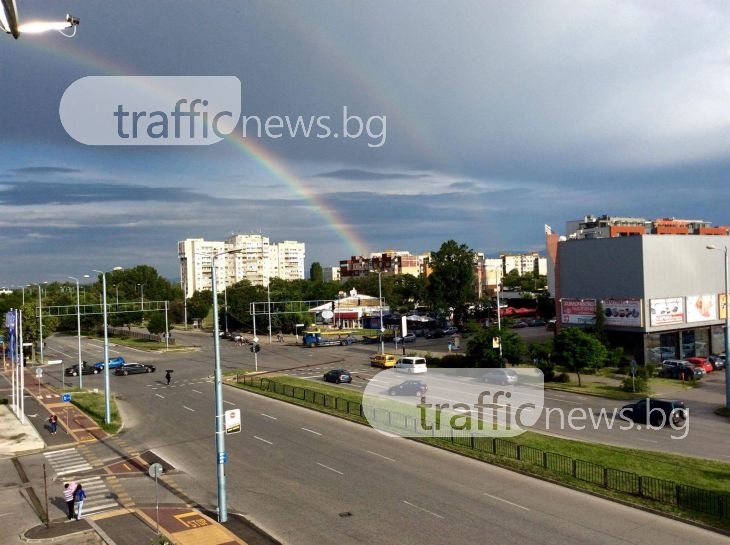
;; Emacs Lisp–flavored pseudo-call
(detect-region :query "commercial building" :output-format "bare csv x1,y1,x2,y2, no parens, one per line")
553,215,730,364
178,234,305,298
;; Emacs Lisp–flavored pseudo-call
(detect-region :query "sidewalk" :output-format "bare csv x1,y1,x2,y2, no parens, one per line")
0,369,279,545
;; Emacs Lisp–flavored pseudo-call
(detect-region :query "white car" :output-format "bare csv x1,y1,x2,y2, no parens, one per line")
394,333,416,343
442,326,459,335
394,356,428,374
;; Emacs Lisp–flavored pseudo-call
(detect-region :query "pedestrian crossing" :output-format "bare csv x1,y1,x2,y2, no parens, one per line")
43,448,118,516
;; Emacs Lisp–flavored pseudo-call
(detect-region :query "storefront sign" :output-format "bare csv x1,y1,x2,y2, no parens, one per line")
560,299,596,325
686,294,718,323
649,297,685,326
601,298,642,327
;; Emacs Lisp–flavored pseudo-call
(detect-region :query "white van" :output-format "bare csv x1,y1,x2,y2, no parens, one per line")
395,356,427,374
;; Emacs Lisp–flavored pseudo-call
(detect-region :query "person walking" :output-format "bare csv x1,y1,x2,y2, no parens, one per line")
49,414,58,434
165,370,171,385
74,483,87,520
63,482,77,520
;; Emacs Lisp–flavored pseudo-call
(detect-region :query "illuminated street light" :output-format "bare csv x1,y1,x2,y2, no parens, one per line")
0,1,79,39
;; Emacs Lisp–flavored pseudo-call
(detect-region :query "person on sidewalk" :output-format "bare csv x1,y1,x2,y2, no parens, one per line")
74,483,86,520
63,482,77,520
49,414,58,434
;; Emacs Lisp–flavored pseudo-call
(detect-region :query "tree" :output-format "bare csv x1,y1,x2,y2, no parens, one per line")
187,290,213,324
552,327,607,386
309,262,324,283
426,240,476,325
466,322,525,367
146,313,168,335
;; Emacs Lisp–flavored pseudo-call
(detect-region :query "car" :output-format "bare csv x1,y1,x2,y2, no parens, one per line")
659,359,704,380
387,380,428,396
93,356,126,371
114,363,156,375
527,318,546,327
394,356,428,374
482,368,518,385
64,362,99,376
621,398,687,427
708,354,726,370
511,320,528,329
686,356,713,373
394,332,416,343
370,353,398,368
323,368,352,384
546,318,557,331
442,326,459,335
425,329,444,339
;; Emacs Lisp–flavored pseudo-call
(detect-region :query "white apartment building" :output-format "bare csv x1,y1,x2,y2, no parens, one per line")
178,234,305,298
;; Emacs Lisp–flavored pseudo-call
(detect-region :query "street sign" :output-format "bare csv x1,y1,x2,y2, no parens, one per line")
225,408,241,434
35,367,43,378
630,359,637,376
61,393,71,403
218,452,227,464
148,462,164,478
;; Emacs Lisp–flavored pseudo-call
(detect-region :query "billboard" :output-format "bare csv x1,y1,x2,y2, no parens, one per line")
686,294,718,323
601,299,642,327
649,297,685,326
561,299,596,325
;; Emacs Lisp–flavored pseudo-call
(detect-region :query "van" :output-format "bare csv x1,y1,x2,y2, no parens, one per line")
370,353,397,368
395,356,428,374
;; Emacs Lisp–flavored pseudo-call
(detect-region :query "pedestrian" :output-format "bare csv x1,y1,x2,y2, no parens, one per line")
74,483,86,520
49,414,58,434
63,482,76,520
165,370,171,385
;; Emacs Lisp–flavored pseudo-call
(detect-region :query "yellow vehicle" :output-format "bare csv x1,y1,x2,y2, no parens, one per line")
370,353,397,368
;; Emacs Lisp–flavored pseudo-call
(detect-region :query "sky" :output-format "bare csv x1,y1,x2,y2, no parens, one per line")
2,1,730,285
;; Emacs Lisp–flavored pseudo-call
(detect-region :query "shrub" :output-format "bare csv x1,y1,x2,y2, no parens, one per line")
554,372,571,383
621,375,649,392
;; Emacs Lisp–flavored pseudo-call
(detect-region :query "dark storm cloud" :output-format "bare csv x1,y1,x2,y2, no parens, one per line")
10,166,82,175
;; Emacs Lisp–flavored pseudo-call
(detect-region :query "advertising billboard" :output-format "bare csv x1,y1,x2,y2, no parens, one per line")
649,297,685,326
686,294,718,323
601,299,642,327
560,299,596,325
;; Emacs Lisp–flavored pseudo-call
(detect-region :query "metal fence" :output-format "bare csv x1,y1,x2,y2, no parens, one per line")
239,375,730,522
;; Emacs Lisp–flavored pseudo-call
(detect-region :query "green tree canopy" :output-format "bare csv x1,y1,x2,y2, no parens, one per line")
552,327,607,386
426,240,476,325
466,322,525,367
309,262,324,282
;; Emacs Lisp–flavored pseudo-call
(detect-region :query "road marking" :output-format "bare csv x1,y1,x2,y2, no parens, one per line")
636,437,658,444
303,374,322,379
254,436,273,445
317,462,343,475
366,450,396,462
402,500,444,519
261,413,277,420
191,389,203,394
223,400,235,406
484,493,530,511
155,394,165,399
182,405,195,412
301,427,321,436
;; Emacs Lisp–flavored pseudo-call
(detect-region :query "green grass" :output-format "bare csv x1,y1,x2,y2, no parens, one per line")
67,389,121,433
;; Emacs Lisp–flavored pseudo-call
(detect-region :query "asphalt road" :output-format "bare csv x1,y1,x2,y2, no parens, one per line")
29,332,730,543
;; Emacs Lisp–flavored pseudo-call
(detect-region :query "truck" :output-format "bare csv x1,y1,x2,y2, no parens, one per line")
302,331,355,348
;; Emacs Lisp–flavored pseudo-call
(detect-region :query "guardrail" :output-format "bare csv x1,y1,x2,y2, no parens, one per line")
239,375,730,522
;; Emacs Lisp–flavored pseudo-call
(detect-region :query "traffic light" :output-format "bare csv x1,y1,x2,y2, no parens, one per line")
250,344,261,353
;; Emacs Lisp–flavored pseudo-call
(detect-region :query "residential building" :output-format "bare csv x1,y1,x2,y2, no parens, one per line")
322,266,341,283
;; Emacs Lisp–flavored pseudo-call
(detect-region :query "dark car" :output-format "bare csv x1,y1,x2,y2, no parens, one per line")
425,329,444,339
527,318,546,327
64,362,99,376
660,359,704,380
621,398,686,427
511,320,528,329
323,368,352,384
708,354,726,370
114,363,156,376
388,380,428,396
93,356,126,371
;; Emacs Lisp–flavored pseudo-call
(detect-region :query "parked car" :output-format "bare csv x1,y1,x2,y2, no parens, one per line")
93,356,126,371
425,329,444,339
394,356,428,374
511,320,528,329
621,398,687,427
660,359,704,380
114,363,156,375
442,326,459,335
482,368,518,385
323,368,352,384
394,332,416,343
64,362,99,376
527,318,546,327
387,380,428,396
708,354,726,370
546,319,557,331
686,356,713,373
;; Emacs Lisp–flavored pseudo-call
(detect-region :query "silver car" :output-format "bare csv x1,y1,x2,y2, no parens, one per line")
482,368,518,385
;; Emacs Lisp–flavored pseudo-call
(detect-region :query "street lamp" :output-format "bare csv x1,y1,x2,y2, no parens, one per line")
37,282,47,365
68,276,88,389
93,267,122,424
211,248,241,523
378,271,385,355
706,244,730,410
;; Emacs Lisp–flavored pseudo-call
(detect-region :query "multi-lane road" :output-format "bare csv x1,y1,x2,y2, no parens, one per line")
29,331,730,543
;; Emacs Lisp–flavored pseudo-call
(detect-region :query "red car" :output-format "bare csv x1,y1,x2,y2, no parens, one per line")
686,357,713,373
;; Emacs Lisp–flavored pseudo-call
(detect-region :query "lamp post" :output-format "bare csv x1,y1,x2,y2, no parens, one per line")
137,283,144,310
495,276,503,368
93,268,122,424
378,271,385,355
37,282,46,366
211,248,240,523
68,276,84,389
707,244,730,410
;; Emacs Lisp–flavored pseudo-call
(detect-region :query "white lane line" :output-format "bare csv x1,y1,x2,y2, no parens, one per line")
224,400,235,406
635,437,658,444
317,462,343,475
191,389,203,394
402,500,444,519
182,405,195,412
254,436,273,445
366,450,396,462
301,427,322,436
261,413,277,420
484,493,530,511
155,393,165,399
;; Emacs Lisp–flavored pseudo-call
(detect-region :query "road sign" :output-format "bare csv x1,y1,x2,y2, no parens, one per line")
218,452,227,464
252,336,259,343
630,359,637,376
225,409,241,434
35,367,43,378
148,462,164,478
61,393,71,402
